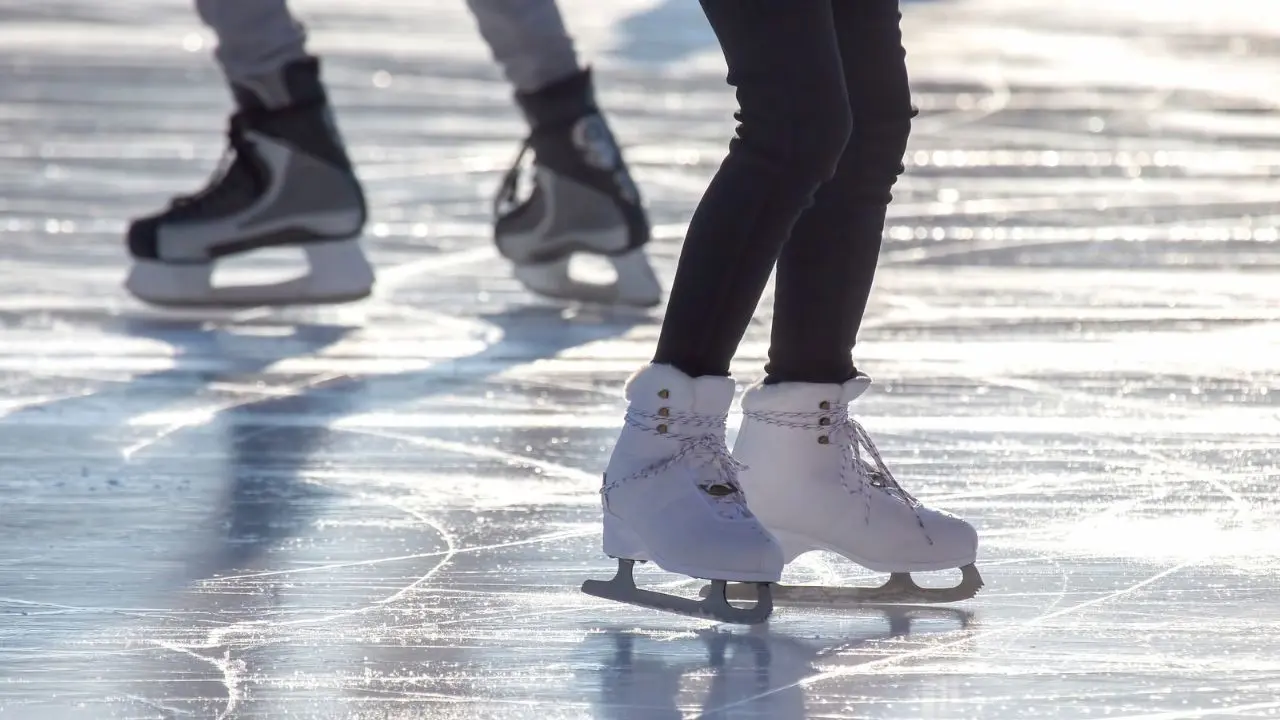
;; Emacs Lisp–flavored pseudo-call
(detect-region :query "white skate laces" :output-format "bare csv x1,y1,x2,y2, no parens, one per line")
829,406,920,506
744,401,927,528
604,406,752,521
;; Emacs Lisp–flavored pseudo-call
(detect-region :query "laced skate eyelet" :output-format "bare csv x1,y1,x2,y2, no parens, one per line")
657,407,670,417
656,423,668,433
702,483,736,497
657,389,670,399
819,417,831,426
819,400,831,410
817,435,830,445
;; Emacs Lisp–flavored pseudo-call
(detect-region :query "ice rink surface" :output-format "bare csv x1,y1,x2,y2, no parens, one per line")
1,0,1279,717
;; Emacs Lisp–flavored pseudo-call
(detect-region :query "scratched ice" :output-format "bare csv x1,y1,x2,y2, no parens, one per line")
1,0,1278,718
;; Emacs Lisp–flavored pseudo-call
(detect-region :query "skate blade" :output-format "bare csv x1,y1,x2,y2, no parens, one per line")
131,286,372,310
582,560,772,625
702,564,984,607
514,249,661,308
126,239,375,309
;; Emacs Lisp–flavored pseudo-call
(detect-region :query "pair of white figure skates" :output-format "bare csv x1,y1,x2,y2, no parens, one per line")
123,58,660,310
583,364,983,625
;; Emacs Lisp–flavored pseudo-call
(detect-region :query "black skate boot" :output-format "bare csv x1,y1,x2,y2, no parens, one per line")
494,68,661,307
125,56,373,308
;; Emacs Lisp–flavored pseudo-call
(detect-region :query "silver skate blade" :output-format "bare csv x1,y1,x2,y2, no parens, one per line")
126,240,375,309
131,285,372,310
582,560,773,625
607,249,662,307
703,564,984,606
513,249,661,308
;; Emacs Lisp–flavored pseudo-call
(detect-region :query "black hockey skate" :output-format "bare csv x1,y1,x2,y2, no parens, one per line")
125,56,372,308
494,69,661,307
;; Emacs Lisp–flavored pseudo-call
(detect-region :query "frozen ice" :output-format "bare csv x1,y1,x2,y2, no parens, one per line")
1,0,1278,718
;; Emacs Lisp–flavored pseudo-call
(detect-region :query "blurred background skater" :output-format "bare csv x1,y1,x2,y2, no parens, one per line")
124,0,659,309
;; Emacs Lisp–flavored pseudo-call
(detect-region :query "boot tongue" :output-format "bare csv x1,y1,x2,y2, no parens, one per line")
232,77,290,112
230,57,328,112
514,68,599,132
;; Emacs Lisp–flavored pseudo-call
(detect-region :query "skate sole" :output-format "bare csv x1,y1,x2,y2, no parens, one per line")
703,563,985,607
771,528,977,574
582,559,772,625
131,288,372,310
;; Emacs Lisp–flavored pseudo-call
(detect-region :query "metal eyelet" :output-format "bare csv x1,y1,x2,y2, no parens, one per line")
657,423,669,433
657,389,670,399
819,417,831,426
818,400,831,410
657,407,670,417
817,435,830,445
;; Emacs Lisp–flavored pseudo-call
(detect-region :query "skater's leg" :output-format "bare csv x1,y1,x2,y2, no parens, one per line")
765,0,914,384
765,5,911,383
124,0,369,308
651,0,854,378
193,0,308,94
464,0,578,93
468,0,658,306
585,2,859,623
731,0,981,605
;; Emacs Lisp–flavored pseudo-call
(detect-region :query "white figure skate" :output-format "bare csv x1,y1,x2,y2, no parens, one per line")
581,364,783,624
709,375,982,606
124,57,373,309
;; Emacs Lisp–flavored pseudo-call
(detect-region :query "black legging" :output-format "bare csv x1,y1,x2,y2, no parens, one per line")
652,0,913,384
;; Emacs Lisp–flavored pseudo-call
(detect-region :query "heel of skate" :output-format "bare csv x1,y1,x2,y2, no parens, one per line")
768,528,823,564
582,559,773,625
600,513,650,562
702,563,984,607
585,514,774,624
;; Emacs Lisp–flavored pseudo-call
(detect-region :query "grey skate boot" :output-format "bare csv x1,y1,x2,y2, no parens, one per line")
494,69,661,307
125,56,373,308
